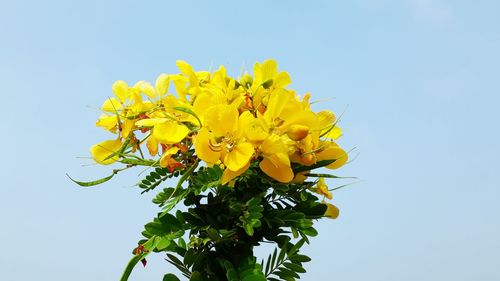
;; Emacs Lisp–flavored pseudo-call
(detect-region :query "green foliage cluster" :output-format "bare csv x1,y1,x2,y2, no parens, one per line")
117,161,331,281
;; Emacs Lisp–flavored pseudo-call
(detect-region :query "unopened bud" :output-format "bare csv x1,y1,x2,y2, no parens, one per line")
287,124,309,141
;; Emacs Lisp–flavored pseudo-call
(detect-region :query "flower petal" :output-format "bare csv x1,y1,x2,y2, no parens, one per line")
273,71,291,88
146,135,159,156
316,145,348,169
134,80,156,99
96,114,118,132
90,139,122,165
193,127,221,164
153,122,190,144
224,142,254,171
101,97,122,113
112,80,129,102
259,153,294,183
155,74,170,96
323,202,340,219
135,118,170,127
203,105,238,137
221,161,250,185
323,126,342,140
239,111,268,143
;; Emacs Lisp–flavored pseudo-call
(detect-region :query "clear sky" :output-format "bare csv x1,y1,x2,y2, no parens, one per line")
1,0,499,280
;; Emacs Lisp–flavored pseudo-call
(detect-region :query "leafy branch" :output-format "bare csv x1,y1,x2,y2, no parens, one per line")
264,239,309,281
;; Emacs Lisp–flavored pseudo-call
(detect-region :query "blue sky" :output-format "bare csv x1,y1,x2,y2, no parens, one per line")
1,0,499,280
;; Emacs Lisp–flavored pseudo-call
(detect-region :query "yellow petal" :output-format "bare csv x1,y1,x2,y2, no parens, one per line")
121,119,134,138
160,147,179,167
239,111,268,143
291,172,308,183
324,202,340,219
146,135,159,156
260,59,278,82
317,145,348,169
323,126,342,140
96,114,118,132
264,89,292,122
273,71,291,88
153,122,190,144
260,134,288,155
221,161,250,185
90,139,122,165
203,105,238,137
193,91,226,121
224,142,254,171
317,110,336,130
112,80,129,102
176,60,195,77
101,97,122,113
135,118,170,127
281,110,317,131
316,177,333,200
155,74,170,96
134,80,156,99
171,74,188,101
193,127,221,164
259,153,294,183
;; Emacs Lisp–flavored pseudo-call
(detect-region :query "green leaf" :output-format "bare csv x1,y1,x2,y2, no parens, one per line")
138,168,172,194
244,223,254,236
304,173,356,179
242,274,266,281
66,173,114,187
301,227,318,237
284,262,306,273
162,188,189,213
163,273,180,281
292,159,335,173
156,236,171,250
166,254,192,278
289,254,311,263
288,239,305,256
189,271,203,281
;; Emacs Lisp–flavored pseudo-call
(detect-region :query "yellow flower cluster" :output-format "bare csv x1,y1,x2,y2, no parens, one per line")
90,59,348,185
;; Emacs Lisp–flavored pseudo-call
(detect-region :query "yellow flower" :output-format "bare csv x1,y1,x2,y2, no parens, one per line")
194,104,254,176
90,139,122,165
316,142,348,169
135,118,190,145
91,60,350,191
258,134,294,183
323,202,340,219
315,177,332,200
253,59,291,89
261,88,317,137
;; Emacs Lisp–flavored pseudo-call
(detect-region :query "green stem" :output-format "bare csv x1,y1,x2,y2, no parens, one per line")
120,158,158,167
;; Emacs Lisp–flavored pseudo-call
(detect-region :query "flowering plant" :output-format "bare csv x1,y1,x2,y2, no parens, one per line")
71,60,350,281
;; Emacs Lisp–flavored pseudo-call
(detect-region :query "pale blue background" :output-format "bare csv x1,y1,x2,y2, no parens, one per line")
1,1,499,280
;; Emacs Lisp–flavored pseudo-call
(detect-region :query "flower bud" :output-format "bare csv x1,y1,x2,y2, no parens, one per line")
287,124,309,141
323,202,340,219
